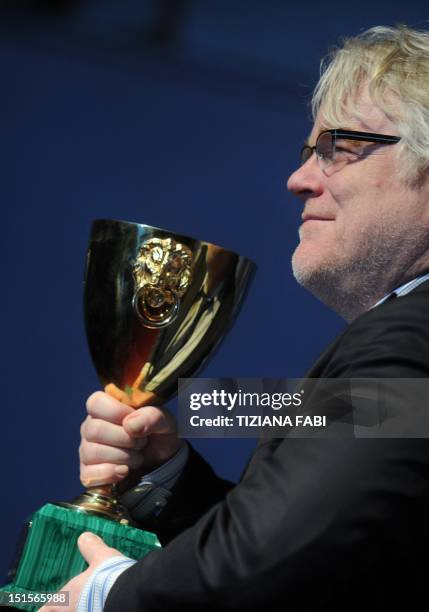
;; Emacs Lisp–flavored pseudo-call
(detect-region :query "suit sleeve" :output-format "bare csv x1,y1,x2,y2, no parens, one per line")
105,297,429,611
106,436,429,611
135,444,234,545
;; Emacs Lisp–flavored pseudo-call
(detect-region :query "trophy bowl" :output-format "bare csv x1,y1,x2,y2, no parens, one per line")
1,219,256,610
84,219,256,404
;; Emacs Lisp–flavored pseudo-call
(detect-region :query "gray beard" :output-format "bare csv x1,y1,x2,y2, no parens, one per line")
292,226,429,321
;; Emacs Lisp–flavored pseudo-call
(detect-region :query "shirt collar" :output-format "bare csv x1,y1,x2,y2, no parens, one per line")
372,272,429,309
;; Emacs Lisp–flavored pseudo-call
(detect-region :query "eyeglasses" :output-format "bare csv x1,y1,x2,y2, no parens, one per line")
300,129,401,174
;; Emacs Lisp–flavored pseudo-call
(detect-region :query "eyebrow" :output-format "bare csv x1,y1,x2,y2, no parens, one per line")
350,118,377,132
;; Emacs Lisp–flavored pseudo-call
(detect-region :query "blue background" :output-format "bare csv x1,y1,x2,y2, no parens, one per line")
2,0,427,579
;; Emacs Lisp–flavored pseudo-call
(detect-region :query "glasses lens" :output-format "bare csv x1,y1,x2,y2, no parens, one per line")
316,132,334,168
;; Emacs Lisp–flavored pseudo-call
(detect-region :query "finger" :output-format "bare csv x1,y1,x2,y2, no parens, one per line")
83,417,140,449
79,441,146,468
80,463,129,487
123,406,177,437
78,532,122,566
86,391,135,424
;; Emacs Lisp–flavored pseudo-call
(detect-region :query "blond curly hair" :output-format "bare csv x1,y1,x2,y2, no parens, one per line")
312,25,429,181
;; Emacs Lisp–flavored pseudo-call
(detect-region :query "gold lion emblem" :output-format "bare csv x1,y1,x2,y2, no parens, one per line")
132,237,193,327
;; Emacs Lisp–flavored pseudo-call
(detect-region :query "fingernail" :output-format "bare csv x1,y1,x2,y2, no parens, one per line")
80,531,101,543
126,417,143,434
115,465,128,476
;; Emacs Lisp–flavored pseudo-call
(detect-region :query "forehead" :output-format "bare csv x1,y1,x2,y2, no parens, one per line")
309,88,395,142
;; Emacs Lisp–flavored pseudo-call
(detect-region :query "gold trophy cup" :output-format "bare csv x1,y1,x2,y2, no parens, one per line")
1,219,256,610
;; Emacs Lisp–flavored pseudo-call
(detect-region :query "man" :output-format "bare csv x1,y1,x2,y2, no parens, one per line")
42,24,429,611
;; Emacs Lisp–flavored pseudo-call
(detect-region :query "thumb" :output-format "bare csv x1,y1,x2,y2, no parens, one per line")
78,532,121,567
123,405,176,437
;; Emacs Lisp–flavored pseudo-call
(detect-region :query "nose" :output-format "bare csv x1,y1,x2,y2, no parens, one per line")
287,155,324,200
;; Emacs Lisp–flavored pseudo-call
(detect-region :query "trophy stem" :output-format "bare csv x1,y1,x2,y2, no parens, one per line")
65,485,132,524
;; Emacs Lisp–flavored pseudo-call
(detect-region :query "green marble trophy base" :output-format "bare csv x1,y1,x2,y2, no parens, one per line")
0,503,160,611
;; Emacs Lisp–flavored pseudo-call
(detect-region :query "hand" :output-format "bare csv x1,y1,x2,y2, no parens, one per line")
39,532,123,612
80,391,184,488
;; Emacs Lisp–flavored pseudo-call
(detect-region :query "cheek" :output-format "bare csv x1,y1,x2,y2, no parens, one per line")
329,182,380,236
357,156,403,207
298,220,340,252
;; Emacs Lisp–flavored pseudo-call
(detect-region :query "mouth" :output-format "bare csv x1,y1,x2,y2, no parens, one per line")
301,215,335,223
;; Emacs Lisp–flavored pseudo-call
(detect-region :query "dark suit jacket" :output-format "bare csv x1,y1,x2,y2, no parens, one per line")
106,281,429,611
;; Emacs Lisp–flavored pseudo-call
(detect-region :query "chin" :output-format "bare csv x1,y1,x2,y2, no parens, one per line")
291,244,345,295
291,244,327,286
